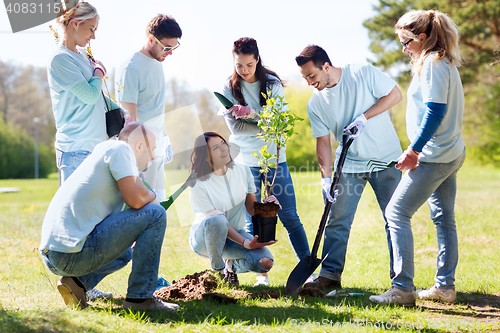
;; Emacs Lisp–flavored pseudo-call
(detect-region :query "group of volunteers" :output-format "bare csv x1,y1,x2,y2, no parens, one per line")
39,1,466,312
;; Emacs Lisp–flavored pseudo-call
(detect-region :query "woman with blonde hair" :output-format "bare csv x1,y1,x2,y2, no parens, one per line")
370,10,466,307
48,1,123,302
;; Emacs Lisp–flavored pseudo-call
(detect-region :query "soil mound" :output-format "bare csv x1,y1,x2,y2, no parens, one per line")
154,270,217,301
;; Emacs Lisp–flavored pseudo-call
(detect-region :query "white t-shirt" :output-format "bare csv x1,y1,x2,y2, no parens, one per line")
221,76,287,167
307,63,402,173
406,55,465,163
40,140,139,253
48,45,106,152
189,163,256,231
116,52,166,156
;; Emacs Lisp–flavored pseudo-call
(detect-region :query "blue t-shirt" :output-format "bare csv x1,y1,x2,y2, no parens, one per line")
189,163,256,231
406,55,465,163
221,76,287,167
40,140,139,253
116,52,166,156
47,45,106,152
307,63,402,173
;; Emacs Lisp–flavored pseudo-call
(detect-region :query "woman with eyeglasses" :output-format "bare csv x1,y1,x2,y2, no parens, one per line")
48,1,124,184
188,132,278,286
220,37,310,287
47,1,123,302
370,10,466,307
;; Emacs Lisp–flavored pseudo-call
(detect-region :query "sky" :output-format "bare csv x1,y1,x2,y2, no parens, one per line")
0,0,381,92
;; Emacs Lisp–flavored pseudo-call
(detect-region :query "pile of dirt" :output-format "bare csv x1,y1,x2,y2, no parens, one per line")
154,270,218,301
154,270,322,303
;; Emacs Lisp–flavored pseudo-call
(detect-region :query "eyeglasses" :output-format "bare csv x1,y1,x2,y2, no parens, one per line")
400,39,413,50
234,38,256,49
151,35,180,52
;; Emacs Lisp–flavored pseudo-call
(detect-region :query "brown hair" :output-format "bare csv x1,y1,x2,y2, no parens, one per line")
190,132,234,181
146,14,182,40
395,10,463,76
229,37,283,107
295,45,333,69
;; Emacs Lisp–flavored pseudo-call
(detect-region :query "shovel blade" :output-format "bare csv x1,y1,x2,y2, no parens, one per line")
285,256,322,295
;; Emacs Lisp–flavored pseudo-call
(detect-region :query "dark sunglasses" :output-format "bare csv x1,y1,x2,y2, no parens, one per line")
400,39,413,49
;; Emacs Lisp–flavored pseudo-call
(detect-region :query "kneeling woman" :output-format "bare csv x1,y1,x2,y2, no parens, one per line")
188,132,278,285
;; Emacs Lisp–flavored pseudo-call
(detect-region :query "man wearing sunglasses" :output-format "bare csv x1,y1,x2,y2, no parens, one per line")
116,14,182,202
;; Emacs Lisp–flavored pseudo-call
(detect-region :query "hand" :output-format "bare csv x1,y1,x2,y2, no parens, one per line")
262,195,282,209
396,147,419,171
229,105,256,119
163,134,173,164
243,235,278,249
321,177,339,204
343,113,367,138
91,60,107,77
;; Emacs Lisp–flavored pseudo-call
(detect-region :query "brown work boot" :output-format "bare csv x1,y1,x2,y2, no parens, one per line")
57,277,88,309
304,276,342,289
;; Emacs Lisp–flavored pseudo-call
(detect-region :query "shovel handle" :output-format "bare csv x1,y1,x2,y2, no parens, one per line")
310,134,354,258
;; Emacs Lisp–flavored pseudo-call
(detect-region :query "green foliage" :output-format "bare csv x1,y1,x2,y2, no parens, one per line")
364,0,500,165
0,118,55,178
251,91,303,198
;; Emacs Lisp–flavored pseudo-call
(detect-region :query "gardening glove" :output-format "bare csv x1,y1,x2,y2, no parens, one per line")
121,109,133,126
321,177,339,204
163,134,173,164
396,147,419,171
343,113,367,138
243,235,277,249
91,60,107,77
229,105,256,119
262,195,282,209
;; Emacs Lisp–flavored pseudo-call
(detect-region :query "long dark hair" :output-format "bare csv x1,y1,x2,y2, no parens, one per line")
229,37,284,107
190,132,234,181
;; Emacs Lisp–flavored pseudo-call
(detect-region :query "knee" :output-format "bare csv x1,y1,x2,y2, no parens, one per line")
205,214,228,231
259,257,273,271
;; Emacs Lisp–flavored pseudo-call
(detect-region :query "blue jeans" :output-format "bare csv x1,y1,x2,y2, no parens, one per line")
245,162,310,260
56,149,91,185
190,213,273,274
41,203,166,299
319,167,401,282
387,149,466,292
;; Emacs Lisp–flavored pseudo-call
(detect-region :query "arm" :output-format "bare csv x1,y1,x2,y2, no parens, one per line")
316,134,333,178
117,175,157,209
364,85,402,120
69,78,103,104
223,112,262,136
120,101,138,121
245,193,257,216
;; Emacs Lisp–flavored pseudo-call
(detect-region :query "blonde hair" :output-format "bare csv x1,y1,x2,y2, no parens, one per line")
56,1,99,28
395,10,463,76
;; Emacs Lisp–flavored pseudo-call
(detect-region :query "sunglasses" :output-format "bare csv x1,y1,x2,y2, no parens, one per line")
234,38,257,49
400,39,413,50
152,35,180,52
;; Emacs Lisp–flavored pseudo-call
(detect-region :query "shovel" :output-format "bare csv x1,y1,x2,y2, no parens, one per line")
285,133,355,295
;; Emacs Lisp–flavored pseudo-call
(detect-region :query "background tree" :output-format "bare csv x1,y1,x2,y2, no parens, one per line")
364,0,500,164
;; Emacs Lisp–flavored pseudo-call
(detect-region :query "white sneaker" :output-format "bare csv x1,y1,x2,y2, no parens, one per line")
86,288,113,301
416,285,456,303
369,287,416,307
253,275,269,287
123,297,180,311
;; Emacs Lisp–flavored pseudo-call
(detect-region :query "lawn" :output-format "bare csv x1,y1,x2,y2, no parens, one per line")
0,165,499,332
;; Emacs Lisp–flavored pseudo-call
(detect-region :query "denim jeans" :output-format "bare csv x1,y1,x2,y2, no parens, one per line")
245,162,310,260
387,149,466,292
190,213,273,274
41,203,166,299
56,149,91,185
319,167,401,282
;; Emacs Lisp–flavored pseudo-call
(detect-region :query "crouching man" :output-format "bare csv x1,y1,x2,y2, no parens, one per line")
40,122,178,311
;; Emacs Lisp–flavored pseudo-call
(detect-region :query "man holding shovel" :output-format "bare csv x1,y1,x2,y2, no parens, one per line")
295,45,402,289
40,122,179,311
116,14,182,201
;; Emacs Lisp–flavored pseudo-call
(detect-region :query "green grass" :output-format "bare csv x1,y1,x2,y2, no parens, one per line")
0,165,499,332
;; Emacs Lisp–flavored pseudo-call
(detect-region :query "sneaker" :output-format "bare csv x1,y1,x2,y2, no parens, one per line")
304,276,342,289
254,275,269,287
221,268,239,287
369,287,416,307
123,297,180,311
416,285,456,303
86,288,113,301
57,277,88,309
